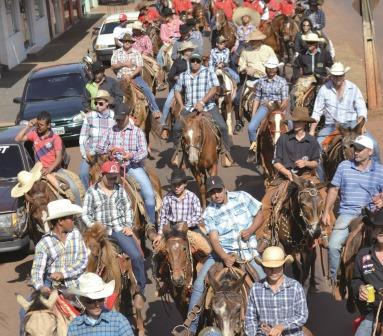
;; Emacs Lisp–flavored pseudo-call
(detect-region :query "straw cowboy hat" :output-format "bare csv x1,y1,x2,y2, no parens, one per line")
90,89,114,104
301,32,325,43
286,106,316,123
255,246,294,268
11,162,43,198
69,273,115,300
178,41,196,53
245,29,267,42
167,168,193,184
233,7,261,27
132,20,145,32
46,199,83,221
263,56,283,69
216,35,228,44
119,32,134,42
327,62,350,76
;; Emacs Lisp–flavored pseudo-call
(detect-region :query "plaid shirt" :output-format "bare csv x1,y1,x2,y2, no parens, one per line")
208,47,230,69
79,110,115,159
82,183,133,235
159,190,202,234
304,8,326,30
30,228,88,290
254,75,289,103
111,47,144,80
203,191,262,261
235,24,255,42
68,310,134,336
174,66,220,112
133,35,153,56
245,276,308,335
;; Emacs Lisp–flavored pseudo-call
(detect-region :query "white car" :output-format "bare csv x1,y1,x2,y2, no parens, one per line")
93,11,139,63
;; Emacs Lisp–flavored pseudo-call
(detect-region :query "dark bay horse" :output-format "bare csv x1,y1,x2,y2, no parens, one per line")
214,10,236,50
193,3,211,32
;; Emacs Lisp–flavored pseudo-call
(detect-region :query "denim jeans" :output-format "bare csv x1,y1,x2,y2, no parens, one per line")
248,105,269,142
160,87,175,127
127,167,156,225
355,314,373,336
133,75,160,113
79,159,90,190
156,45,166,66
187,254,266,333
225,67,240,83
328,213,359,280
111,230,146,293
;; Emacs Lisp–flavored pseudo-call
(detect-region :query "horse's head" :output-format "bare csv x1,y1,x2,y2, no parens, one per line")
215,9,226,30
83,222,109,258
17,290,59,336
279,15,298,42
208,271,245,336
182,114,203,165
338,119,366,160
267,107,288,145
163,222,191,288
292,175,324,239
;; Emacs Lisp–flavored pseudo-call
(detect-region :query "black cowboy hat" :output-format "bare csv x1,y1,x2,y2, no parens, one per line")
91,61,105,74
180,24,192,35
168,168,193,184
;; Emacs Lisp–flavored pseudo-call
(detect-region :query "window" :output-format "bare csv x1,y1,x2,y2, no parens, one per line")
34,0,45,19
4,0,18,35
0,145,25,178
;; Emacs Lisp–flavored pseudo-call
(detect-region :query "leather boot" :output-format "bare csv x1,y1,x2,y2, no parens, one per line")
246,141,258,163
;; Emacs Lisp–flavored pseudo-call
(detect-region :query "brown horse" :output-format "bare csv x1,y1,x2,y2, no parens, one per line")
181,112,220,207
214,9,236,50
83,223,145,335
146,22,162,56
193,3,211,32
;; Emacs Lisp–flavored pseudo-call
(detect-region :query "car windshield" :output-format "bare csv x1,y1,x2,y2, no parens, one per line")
100,21,120,34
0,145,24,178
25,73,84,101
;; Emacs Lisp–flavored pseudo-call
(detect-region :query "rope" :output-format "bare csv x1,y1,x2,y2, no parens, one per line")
373,298,383,336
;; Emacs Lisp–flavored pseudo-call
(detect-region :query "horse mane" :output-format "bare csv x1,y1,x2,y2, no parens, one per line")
164,227,188,241
216,272,241,292
26,290,51,312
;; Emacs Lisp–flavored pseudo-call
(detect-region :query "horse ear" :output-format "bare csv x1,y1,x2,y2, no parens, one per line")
338,124,350,137
208,269,220,292
175,222,188,234
354,118,366,135
16,294,32,311
162,224,171,236
40,290,58,310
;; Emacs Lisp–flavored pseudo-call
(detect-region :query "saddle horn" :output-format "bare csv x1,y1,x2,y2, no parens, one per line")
40,290,58,310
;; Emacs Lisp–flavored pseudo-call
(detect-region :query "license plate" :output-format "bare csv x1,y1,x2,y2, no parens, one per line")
52,127,65,135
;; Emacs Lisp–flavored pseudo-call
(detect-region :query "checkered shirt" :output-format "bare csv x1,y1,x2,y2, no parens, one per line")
203,191,262,261
111,47,144,80
159,190,202,234
235,24,255,42
133,35,153,56
245,276,308,336
30,228,88,290
304,8,326,30
82,183,133,235
208,47,230,69
174,66,220,112
254,75,289,103
67,310,134,336
79,110,115,159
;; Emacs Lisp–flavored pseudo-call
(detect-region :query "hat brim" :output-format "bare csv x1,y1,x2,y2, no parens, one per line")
11,162,43,198
233,7,261,27
351,142,371,151
286,115,316,123
255,255,294,268
263,62,284,69
246,33,267,42
168,176,194,184
69,280,115,299
91,96,114,104
327,66,351,76
178,44,197,53
46,204,83,221
206,184,225,194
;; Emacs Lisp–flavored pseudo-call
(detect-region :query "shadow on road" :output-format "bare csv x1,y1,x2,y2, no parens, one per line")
234,174,265,200
145,300,182,335
7,259,33,284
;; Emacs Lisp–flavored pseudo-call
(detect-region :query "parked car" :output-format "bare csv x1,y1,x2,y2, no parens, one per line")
99,0,129,4
0,126,33,253
14,63,89,142
93,11,139,63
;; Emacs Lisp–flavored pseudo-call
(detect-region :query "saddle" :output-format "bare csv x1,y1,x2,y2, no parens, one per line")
143,54,160,78
321,129,341,151
294,75,317,106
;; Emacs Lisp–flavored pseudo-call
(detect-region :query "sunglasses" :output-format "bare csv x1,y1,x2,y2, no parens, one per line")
120,40,132,43
96,101,106,106
82,297,105,305
190,59,202,64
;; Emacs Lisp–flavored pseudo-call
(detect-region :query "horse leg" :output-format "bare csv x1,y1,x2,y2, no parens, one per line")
135,308,145,336
195,172,206,208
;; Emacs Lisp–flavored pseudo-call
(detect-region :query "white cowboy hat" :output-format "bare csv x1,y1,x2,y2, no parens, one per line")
46,199,83,221
90,89,114,104
263,56,283,69
178,41,196,53
11,162,43,198
255,246,294,268
132,20,145,32
69,273,115,299
301,32,325,43
327,62,350,76
245,29,267,42
233,7,260,27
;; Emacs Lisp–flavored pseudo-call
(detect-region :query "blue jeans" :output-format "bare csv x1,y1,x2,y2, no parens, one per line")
225,67,240,83
248,105,269,142
111,230,146,293
355,314,373,336
328,213,359,280
188,254,266,333
160,87,175,127
79,159,90,190
156,45,166,66
133,76,160,113
127,167,156,225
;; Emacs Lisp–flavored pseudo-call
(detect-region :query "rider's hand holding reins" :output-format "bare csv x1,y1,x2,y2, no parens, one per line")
122,227,133,236
223,254,236,268
153,234,162,247
240,228,253,241
50,272,64,281
269,324,285,336
373,194,383,210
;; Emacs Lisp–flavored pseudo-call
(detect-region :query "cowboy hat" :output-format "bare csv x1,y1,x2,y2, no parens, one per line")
327,62,350,76
301,32,325,43
119,32,134,42
90,89,114,104
216,35,228,44
11,162,43,198
286,106,316,123
168,168,193,184
46,199,83,221
233,7,260,27
132,20,145,32
178,41,196,53
263,56,283,69
255,246,294,268
245,29,267,42
68,273,115,300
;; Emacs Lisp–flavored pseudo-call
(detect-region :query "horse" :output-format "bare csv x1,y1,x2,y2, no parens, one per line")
146,22,162,56
83,223,145,335
142,54,167,94
161,96,183,140
181,112,220,208
214,10,236,50
193,3,211,32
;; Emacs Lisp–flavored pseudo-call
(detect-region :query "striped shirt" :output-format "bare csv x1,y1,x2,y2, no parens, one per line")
159,190,202,234
79,110,115,159
30,228,88,290
245,276,308,336
331,160,383,215
203,191,262,261
111,47,144,80
312,80,367,125
82,183,133,235
174,66,220,112
68,310,134,336
254,75,289,103
208,48,230,69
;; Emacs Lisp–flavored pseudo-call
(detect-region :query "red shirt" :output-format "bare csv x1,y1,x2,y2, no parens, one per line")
243,0,263,15
279,0,295,16
266,0,281,20
26,130,62,168
138,7,160,23
173,0,192,14
213,0,237,20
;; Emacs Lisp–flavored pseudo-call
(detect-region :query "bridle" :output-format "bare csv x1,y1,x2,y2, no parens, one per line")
183,117,206,157
23,310,58,336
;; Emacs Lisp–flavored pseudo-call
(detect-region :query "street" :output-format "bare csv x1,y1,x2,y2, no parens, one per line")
0,2,383,336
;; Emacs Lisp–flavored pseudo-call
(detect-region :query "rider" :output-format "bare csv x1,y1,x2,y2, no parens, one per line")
99,103,157,226
321,135,383,292
294,18,315,56
187,176,266,335
265,0,281,20
85,61,124,111
245,246,308,335
113,13,130,48
111,32,162,120
208,35,240,83
138,3,161,25
279,0,295,16
82,160,147,308
247,56,289,163
172,23,203,61
79,90,116,189
304,0,326,31
212,0,237,21
132,20,154,56
172,0,192,14
173,51,234,167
